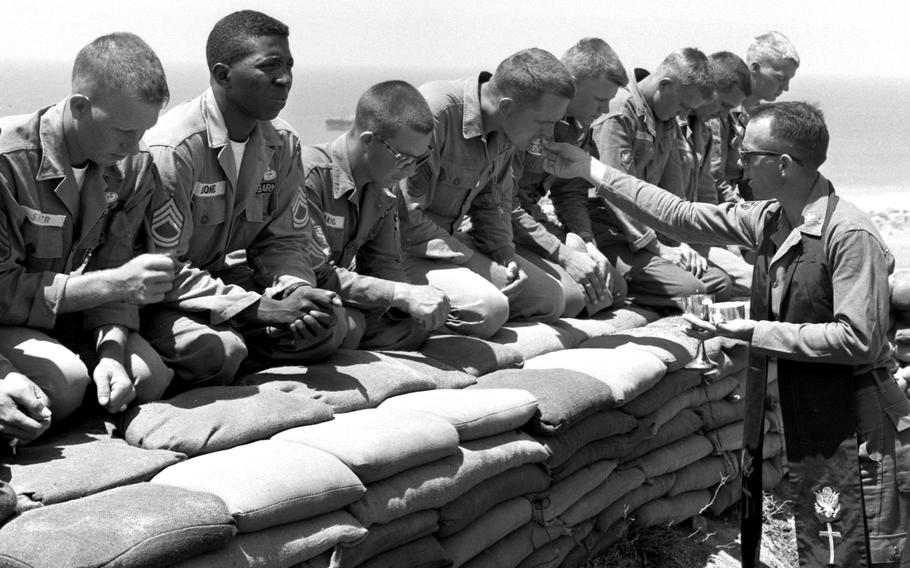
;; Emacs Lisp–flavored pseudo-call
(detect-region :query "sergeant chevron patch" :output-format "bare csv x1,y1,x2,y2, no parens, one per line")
151,197,184,248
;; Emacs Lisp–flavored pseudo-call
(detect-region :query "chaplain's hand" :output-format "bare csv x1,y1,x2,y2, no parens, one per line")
682,314,756,343
540,141,598,182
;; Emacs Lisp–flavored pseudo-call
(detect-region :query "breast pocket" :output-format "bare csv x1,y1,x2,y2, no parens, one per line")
22,222,63,259
434,162,480,218
244,194,272,224
632,135,656,165
192,196,227,227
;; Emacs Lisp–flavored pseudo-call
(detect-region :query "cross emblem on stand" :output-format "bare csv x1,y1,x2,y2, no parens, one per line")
818,524,841,566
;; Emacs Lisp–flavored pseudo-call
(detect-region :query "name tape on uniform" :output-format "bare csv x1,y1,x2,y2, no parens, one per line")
323,213,345,229
193,180,226,197
22,206,66,227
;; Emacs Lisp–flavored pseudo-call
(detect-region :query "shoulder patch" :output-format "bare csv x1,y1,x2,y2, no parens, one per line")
291,187,309,229
620,148,633,169
151,197,185,248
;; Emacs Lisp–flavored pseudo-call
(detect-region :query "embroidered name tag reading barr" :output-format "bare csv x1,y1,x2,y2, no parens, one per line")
193,180,226,197
323,214,344,229
22,206,66,227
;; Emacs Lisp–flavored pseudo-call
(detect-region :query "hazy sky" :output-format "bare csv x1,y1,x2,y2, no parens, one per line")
3,0,907,77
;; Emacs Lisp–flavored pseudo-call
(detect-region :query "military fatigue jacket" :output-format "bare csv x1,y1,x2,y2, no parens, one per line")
303,134,407,309
514,117,599,254
0,101,158,331
400,73,518,264
592,68,684,250
145,89,316,324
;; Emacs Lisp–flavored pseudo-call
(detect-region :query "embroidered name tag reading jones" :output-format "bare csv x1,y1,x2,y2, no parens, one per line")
323,214,344,229
22,206,65,227
193,180,226,197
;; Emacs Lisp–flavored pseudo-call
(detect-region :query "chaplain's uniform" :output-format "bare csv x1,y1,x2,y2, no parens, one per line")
591,68,732,308
145,89,342,384
592,164,910,567
302,134,428,350
0,102,170,417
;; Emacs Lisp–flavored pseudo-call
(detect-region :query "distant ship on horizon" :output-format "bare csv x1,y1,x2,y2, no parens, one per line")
325,115,354,130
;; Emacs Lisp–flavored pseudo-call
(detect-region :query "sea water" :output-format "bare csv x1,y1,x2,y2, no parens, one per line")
1,60,906,199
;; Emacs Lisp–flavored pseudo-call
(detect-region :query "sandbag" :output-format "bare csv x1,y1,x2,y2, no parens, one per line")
151,440,365,533
0,483,236,568
348,431,548,526
379,388,538,441
488,321,586,360
419,334,524,376
630,434,713,480
121,385,333,457
335,510,438,568
470,368,615,435
438,497,533,568
537,409,638,468
524,349,666,407
378,350,478,389
533,460,618,524
634,489,713,527
594,473,676,531
5,414,183,508
237,350,439,412
274,408,459,483
171,510,367,568
559,467,647,528
438,464,550,537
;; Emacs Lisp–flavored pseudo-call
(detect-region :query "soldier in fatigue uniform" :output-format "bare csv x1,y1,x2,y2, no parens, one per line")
0,33,176,424
302,81,450,350
677,51,753,297
544,100,910,567
399,48,574,339
144,10,343,386
710,31,800,204
513,38,627,318
590,48,732,309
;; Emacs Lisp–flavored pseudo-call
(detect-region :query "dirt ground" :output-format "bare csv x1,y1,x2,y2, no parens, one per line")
586,490,798,568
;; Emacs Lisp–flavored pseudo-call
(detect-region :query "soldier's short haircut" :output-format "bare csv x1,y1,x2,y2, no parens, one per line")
655,48,714,98
746,31,800,68
354,80,434,138
206,10,289,70
751,101,827,169
72,32,169,106
491,48,576,107
709,51,752,97
561,38,629,87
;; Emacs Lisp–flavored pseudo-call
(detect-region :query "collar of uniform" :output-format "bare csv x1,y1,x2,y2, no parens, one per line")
201,88,282,151
35,100,74,182
628,68,659,139
462,72,491,140
328,133,359,202
768,174,831,264
796,173,831,237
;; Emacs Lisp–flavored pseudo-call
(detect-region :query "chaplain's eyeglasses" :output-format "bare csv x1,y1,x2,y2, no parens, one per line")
740,149,804,166
374,134,432,169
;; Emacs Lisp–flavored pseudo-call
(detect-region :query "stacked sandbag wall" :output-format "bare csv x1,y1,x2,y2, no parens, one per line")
0,308,777,568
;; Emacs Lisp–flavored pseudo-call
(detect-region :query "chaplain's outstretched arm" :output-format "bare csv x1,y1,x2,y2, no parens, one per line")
540,141,764,251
